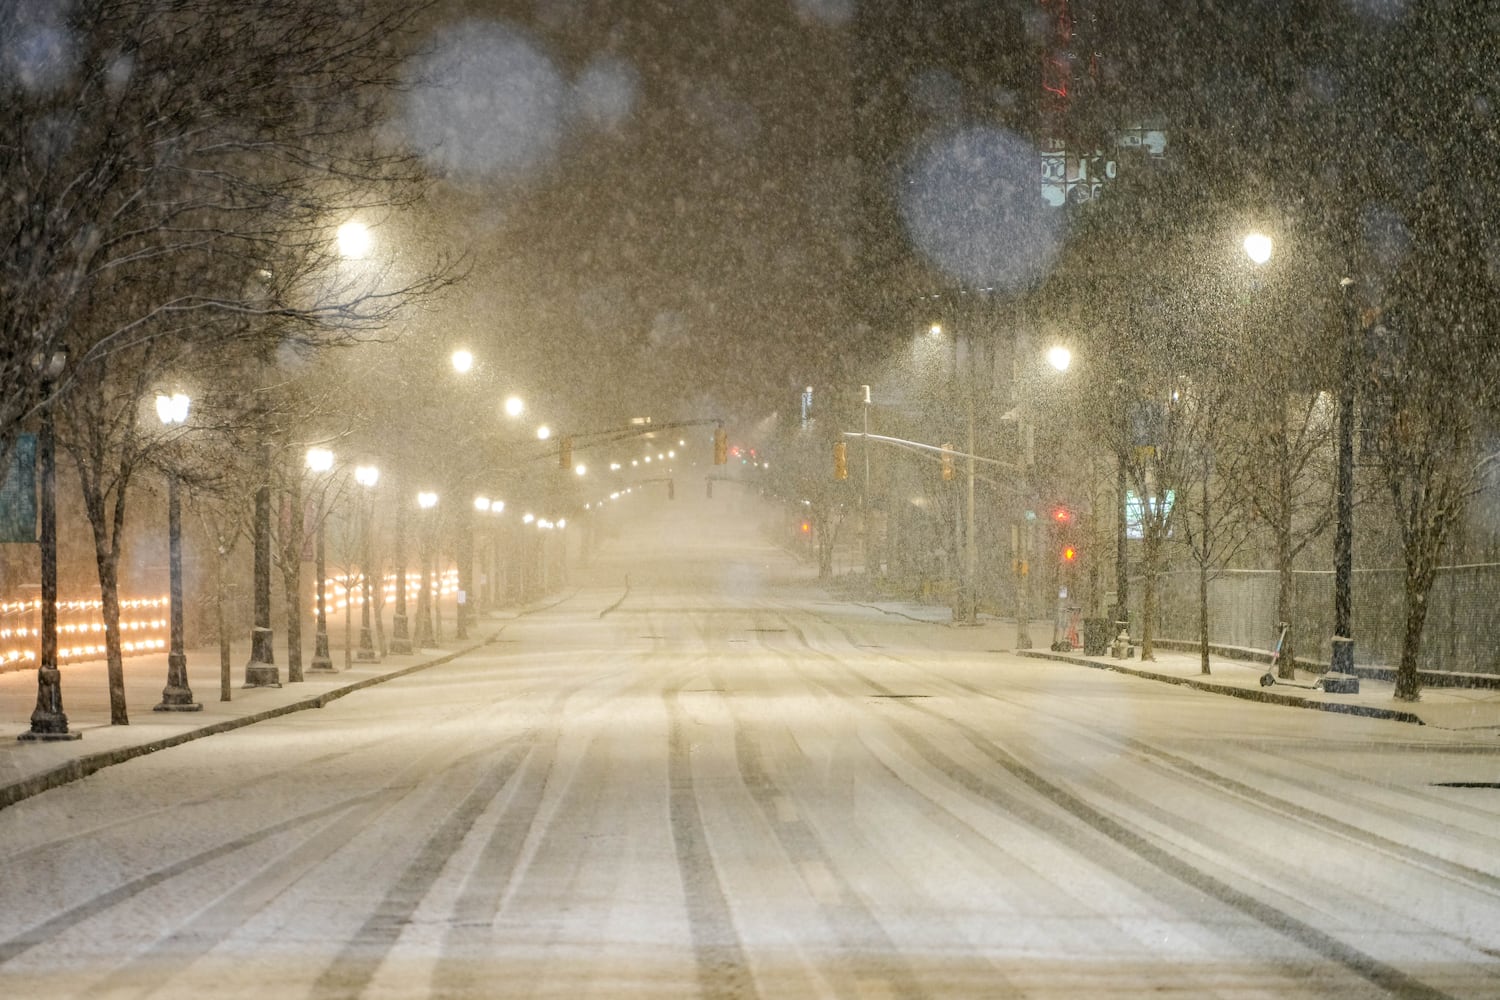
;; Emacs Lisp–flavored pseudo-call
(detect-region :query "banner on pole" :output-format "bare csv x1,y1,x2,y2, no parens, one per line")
0,434,37,543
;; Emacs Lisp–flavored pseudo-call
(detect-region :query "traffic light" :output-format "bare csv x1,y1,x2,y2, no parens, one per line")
1051,506,1072,526
713,426,727,465
559,435,573,470
940,442,955,481
1061,544,1077,564
833,441,848,480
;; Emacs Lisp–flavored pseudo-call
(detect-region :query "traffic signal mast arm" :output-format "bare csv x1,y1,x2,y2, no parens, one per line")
840,431,1019,472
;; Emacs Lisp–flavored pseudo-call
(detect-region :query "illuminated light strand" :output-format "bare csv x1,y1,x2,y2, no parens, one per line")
1,593,171,666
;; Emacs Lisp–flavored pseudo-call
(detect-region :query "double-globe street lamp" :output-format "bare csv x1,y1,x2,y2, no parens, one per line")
153,392,201,712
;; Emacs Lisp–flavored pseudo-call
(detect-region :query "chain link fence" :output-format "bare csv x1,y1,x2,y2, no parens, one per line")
1145,565,1500,676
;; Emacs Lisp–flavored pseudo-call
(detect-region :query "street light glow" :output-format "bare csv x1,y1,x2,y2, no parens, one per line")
537,425,551,440
522,512,535,524
305,447,335,473
504,395,524,417
474,496,491,512
336,221,372,259
1047,345,1072,372
574,464,587,476
451,349,474,374
417,491,438,509
491,500,504,513
354,464,380,487
155,392,190,426
929,323,943,338
1243,232,1273,265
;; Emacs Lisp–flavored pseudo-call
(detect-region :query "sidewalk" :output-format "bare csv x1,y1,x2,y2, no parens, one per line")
852,599,1500,734
0,614,508,811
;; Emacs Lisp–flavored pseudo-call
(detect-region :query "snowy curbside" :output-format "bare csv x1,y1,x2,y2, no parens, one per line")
1015,650,1427,726
0,641,491,813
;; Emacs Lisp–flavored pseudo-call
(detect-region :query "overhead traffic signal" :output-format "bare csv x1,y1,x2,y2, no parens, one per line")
833,441,848,480
713,426,727,465
940,442,955,481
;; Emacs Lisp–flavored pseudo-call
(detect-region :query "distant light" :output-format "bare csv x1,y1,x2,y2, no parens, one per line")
306,447,335,473
657,453,665,461
474,496,491,512
355,465,380,487
337,221,372,259
667,450,675,459
557,519,566,529
929,323,943,338
610,462,621,471
522,512,535,524
504,396,524,417
610,492,620,500
1047,345,1072,372
155,392,190,426
417,491,438,509
537,425,551,440
491,500,505,514
678,439,686,447
451,349,474,374
631,460,638,467
644,455,651,463
1243,232,1273,265
574,463,587,476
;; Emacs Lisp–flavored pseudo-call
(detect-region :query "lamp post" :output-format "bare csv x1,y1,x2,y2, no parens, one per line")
1331,276,1357,675
355,464,381,661
21,349,79,741
154,392,201,711
307,447,336,672
861,384,872,578
414,490,438,648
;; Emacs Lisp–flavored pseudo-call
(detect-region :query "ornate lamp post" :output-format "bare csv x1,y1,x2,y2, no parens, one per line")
153,392,201,711
355,464,381,661
21,349,79,742
307,447,336,672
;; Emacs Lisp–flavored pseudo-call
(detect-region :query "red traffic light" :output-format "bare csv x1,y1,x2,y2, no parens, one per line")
1052,507,1072,524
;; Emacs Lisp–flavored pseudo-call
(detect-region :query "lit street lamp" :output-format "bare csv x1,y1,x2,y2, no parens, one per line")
355,464,381,661
153,393,201,711
20,349,79,741
306,447,336,672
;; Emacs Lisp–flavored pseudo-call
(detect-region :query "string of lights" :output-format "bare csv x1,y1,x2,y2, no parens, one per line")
0,596,170,666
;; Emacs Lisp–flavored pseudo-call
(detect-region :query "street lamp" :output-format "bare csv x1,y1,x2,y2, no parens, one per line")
389,485,413,655
451,349,473,374
337,220,372,259
536,425,551,441
306,447,336,672
21,349,79,741
1242,232,1274,266
1331,277,1357,677
153,392,201,711
414,490,438,648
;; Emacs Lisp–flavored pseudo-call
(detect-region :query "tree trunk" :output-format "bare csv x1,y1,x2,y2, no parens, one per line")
1198,557,1210,674
1275,510,1296,679
1140,529,1159,661
215,536,232,702
80,471,131,724
1396,557,1436,702
280,472,304,683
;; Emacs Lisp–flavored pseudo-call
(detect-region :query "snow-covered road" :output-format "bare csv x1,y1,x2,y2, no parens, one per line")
2,508,1498,998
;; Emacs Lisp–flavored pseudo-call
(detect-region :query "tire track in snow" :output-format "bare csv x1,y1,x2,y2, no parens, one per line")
777,616,1463,1000
723,694,930,1000
309,740,535,1000
666,680,757,1000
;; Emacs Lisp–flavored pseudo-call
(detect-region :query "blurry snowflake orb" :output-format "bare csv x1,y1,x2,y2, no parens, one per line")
900,127,1060,292
402,20,566,181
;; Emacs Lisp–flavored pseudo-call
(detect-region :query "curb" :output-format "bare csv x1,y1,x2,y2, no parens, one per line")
1016,650,1428,726
0,637,495,813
